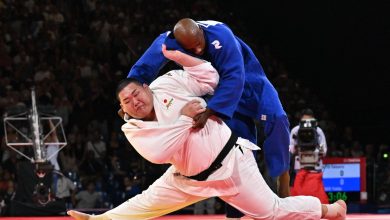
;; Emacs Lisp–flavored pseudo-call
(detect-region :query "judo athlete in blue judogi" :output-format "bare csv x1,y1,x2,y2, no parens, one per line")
127,18,291,219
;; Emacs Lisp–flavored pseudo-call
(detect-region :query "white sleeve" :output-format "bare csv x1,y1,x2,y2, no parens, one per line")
150,62,219,98
317,127,327,155
289,126,299,153
182,62,219,96
121,116,193,164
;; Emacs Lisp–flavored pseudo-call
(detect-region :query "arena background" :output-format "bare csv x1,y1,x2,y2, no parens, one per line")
0,0,389,218
222,1,390,144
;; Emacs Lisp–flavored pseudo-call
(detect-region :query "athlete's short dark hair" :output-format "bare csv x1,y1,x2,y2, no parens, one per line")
115,77,142,101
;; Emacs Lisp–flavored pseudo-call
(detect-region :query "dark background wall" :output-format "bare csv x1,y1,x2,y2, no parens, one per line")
222,1,390,144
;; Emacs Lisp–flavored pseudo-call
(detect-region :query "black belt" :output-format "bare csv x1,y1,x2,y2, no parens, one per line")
186,132,238,181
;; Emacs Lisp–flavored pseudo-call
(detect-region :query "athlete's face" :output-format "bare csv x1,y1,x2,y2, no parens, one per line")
119,82,155,120
178,27,206,56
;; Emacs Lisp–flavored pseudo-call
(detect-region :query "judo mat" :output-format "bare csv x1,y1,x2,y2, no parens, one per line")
1,214,390,220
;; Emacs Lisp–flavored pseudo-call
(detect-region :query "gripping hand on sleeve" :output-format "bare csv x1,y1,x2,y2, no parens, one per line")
192,108,215,128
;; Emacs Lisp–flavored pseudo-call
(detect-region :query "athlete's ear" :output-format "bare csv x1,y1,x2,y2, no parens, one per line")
118,108,133,120
118,108,125,119
143,83,150,90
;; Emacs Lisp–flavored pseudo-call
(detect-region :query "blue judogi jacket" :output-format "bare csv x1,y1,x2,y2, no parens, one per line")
128,20,286,120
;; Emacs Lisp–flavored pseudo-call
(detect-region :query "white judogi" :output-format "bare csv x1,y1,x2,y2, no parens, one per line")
99,62,322,220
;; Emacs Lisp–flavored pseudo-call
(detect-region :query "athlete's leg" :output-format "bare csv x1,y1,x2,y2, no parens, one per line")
224,112,257,219
220,146,323,220
69,169,205,220
262,114,291,197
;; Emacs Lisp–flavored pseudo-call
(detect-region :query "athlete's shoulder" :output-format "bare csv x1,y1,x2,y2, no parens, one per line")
151,70,186,86
154,31,169,39
197,21,234,41
196,20,230,31
196,20,223,26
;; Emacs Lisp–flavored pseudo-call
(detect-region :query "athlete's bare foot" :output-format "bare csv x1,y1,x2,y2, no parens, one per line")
67,210,90,220
333,200,347,220
324,199,347,220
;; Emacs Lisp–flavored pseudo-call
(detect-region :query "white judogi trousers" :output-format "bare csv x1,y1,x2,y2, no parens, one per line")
100,144,321,220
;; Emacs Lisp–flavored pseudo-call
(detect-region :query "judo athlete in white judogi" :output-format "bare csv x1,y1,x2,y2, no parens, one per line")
68,45,346,220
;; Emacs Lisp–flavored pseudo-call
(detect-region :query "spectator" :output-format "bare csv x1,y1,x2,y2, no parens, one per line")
53,171,77,209
73,181,102,209
85,130,106,162
58,137,78,173
45,119,61,171
350,141,364,157
0,180,15,216
121,176,141,201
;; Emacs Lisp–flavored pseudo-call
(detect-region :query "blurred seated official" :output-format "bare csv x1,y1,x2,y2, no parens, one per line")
289,108,329,203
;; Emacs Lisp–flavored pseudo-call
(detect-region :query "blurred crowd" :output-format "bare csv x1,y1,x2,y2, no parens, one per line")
0,0,389,216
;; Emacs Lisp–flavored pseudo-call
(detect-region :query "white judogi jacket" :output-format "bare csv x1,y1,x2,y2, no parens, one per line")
122,62,259,197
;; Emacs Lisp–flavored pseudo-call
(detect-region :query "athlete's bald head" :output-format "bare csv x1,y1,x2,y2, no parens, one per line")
174,18,199,39
173,18,206,55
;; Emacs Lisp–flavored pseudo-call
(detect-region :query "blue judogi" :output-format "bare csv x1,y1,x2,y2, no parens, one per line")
128,20,289,178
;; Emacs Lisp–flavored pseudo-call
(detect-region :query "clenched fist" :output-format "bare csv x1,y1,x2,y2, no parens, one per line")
192,108,215,128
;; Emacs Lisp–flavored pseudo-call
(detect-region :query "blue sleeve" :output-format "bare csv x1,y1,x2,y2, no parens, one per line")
127,32,170,84
206,28,245,119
